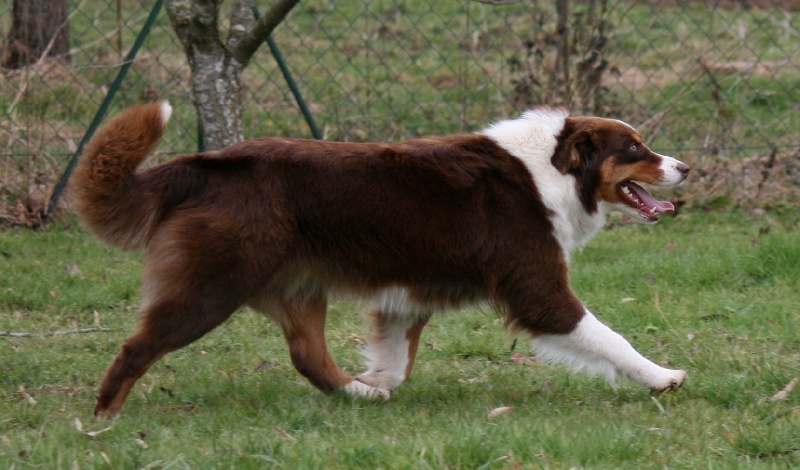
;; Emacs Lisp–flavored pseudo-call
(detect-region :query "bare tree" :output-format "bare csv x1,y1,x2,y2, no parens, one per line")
165,0,299,150
2,0,71,69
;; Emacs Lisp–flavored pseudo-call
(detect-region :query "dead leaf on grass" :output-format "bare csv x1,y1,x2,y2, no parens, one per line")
510,353,539,365
488,406,515,419
18,386,36,405
762,376,799,402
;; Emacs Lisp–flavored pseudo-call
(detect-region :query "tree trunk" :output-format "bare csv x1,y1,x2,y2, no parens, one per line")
166,0,246,149
2,0,71,69
189,54,246,150
166,0,299,150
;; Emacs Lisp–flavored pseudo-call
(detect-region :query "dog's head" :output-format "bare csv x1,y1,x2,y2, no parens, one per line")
552,116,689,223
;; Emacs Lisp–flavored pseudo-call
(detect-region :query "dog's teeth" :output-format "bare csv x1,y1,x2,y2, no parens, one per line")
622,186,630,194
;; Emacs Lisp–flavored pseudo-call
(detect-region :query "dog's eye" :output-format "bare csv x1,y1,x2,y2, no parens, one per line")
628,143,639,152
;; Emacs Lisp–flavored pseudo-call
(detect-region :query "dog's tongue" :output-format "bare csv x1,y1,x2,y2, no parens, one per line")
624,182,675,213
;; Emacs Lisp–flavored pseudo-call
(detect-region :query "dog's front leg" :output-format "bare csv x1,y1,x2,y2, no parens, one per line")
531,309,687,391
358,308,431,391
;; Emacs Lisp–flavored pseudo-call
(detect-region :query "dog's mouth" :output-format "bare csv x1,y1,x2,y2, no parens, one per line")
618,181,674,222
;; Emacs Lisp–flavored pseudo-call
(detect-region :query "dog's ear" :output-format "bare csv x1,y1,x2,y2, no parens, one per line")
551,129,595,174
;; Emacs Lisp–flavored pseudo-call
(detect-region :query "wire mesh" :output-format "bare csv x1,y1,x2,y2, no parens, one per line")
1,0,798,225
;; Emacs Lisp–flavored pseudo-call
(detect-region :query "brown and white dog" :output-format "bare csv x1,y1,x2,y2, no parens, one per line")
71,102,689,419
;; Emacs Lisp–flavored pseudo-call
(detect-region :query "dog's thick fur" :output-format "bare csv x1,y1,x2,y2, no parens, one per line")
71,102,690,419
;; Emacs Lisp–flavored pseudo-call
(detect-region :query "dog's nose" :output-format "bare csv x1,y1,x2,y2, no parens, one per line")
676,162,690,178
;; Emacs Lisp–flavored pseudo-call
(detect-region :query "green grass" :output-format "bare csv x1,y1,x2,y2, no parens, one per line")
1,210,798,468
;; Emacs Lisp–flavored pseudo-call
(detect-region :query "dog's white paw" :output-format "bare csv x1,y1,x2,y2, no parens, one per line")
649,368,687,392
625,365,687,392
356,372,405,391
343,379,392,401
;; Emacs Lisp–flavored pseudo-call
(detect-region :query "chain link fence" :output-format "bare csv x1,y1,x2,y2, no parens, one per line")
1,0,798,226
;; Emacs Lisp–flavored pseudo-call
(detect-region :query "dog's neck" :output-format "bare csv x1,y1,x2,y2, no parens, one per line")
481,109,607,262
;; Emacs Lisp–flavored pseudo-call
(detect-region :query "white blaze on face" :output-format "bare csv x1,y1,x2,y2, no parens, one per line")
655,153,689,185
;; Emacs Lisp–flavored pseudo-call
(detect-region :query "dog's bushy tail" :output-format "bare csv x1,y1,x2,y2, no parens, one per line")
70,101,173,250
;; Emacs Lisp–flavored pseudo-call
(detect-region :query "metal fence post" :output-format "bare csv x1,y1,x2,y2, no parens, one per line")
254,6,322,140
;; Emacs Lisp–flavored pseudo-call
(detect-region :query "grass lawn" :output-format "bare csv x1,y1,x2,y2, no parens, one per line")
1,209,798,469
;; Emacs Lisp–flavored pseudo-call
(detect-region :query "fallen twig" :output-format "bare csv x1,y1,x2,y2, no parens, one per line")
0,327,114,338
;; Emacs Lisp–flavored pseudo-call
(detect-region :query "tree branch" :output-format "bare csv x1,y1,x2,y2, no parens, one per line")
232,0,300,65
166,0,223,55
228,0,255,48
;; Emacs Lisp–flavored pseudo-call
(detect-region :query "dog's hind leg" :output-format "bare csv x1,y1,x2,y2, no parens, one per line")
94,229,266,420
278,300,392,400
358,308,431,391
94,295,243,420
